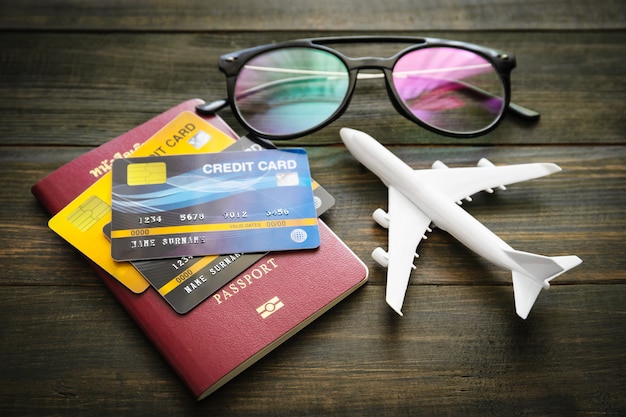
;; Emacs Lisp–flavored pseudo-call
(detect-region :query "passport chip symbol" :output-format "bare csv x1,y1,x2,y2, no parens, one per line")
127,162,167,186
256,296,284,319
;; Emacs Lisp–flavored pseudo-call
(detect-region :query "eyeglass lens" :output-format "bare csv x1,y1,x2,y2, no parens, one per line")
392,47,505,134
234,48,349,136
233,46,505,137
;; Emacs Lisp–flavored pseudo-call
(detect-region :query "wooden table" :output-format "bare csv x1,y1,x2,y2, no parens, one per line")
1,1,624,416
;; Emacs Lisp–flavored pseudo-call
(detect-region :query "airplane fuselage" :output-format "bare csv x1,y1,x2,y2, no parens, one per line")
345,132,520,273
340,127,581,318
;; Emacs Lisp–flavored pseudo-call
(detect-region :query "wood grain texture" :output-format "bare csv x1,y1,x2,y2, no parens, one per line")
2,145,624,287
1,0,624,31
0,31,624,146
0,284,623,416
0,1,625,415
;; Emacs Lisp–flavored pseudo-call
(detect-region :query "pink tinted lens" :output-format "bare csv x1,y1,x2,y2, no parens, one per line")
392,47,505,134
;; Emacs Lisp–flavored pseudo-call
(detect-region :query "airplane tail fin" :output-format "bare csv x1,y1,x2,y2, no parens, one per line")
504,249,582,319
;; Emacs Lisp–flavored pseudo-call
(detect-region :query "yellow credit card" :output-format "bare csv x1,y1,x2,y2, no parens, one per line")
49,112,237,293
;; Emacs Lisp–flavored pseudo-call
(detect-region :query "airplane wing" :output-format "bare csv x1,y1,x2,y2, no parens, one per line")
414,161,561,204
385,186,432,315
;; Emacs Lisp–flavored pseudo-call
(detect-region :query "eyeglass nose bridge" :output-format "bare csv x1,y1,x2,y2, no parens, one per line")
345,56,397,86
345,55,396,72
345,59,414,127
344,56,437,130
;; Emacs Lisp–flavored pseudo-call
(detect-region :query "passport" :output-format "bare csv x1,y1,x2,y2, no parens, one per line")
33,99,368,399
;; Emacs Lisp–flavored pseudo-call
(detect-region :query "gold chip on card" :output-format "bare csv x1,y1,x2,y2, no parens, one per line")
127,162,167,186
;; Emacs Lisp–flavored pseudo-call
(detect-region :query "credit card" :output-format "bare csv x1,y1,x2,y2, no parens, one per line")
110,149,321,261
48,111,238,292
118,136,335,314
105,221,268,314
134,253,268,314
225,136,336,215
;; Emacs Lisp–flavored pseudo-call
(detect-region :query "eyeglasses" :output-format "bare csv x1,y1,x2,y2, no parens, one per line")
197,36,539,140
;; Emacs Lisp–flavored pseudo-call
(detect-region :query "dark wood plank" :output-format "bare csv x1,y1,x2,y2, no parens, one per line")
1,0,624,31
1,284,624,416
3,143,623,415
1,2,624,413
1,144,624,288
1,31,624,147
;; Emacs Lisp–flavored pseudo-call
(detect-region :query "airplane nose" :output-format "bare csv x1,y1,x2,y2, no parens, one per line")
339,127,356,142
339,127,364,149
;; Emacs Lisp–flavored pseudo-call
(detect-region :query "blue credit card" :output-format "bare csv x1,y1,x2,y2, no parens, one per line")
110,149,320,261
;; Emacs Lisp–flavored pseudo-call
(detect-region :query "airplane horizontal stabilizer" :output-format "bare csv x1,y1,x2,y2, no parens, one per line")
506,250,582,319
512,272,545,319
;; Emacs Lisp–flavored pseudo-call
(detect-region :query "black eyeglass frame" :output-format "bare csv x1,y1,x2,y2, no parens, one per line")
197,36,540,140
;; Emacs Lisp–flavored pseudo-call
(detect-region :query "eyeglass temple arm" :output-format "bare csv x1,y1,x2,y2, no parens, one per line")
196,99,229,115
196,97,538,122
195,69,540,121
196,97,539,124
508,101,540,120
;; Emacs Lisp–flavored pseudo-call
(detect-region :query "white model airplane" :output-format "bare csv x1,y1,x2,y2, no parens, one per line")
339,128,581,319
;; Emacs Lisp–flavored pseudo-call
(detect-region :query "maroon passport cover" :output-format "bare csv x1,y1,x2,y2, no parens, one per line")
32,100,368,400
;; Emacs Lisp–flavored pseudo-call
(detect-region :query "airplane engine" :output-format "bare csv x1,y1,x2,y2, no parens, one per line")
432,160,449,169
371,247,389,268
372,208,390,229
477,157,495,167
478,158,506,191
